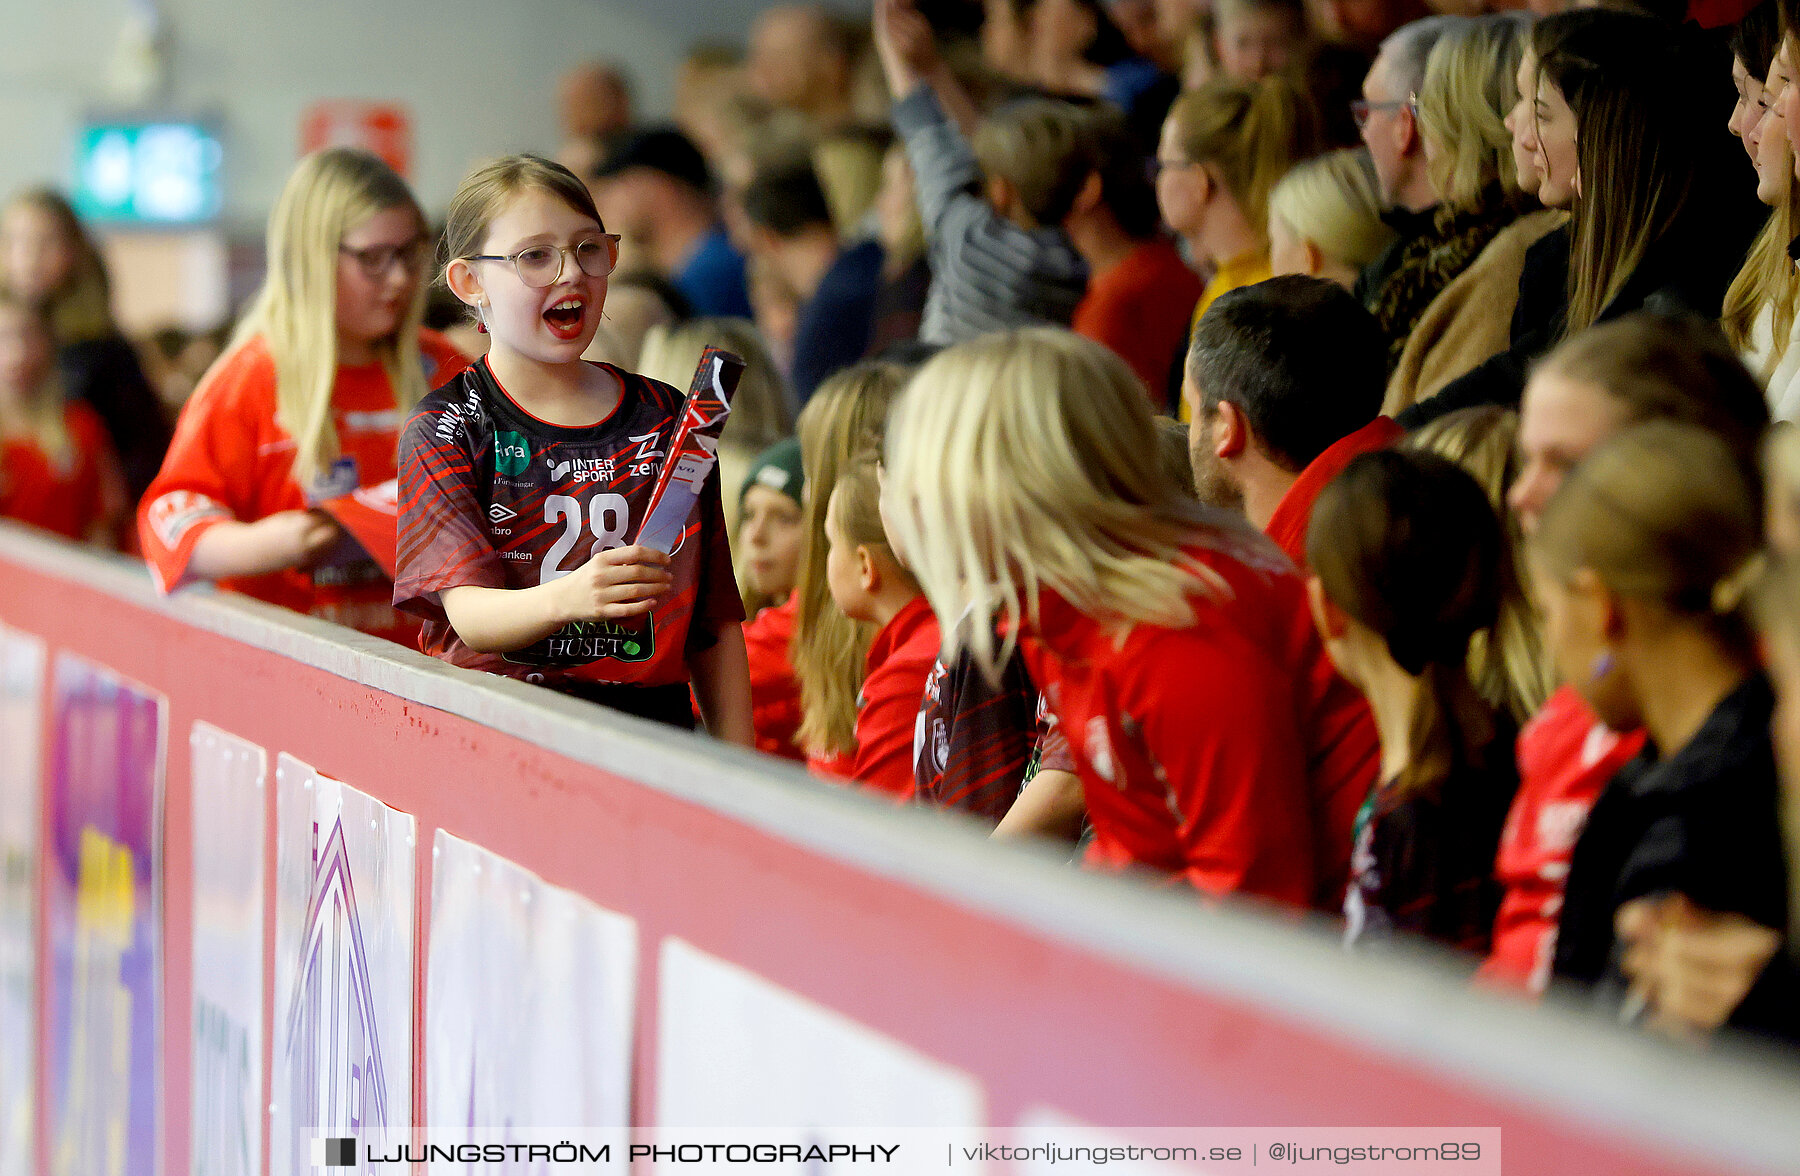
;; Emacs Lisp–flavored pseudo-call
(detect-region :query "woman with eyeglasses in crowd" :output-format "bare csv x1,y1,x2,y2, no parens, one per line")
138,147,468,643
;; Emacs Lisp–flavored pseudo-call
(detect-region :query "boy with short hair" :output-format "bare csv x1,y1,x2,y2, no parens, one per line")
873,0,1089,344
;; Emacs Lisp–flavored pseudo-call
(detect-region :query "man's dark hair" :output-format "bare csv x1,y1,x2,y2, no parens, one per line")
740,157,836,238
1187,275,1387,471
1080,108,1161,240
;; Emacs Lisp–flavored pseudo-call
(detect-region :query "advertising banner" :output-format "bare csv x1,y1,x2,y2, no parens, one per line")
46,653,167,1176
0,626,45,1174
270,754,414,1175
189,723,268,1176
425,830,637,1172
656,938,985,1170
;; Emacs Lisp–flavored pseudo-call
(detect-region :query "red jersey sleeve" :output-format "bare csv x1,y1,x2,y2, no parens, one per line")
393,387,507,622
137,341,276,592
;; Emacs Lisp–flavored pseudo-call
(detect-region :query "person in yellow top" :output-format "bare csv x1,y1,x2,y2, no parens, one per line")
1155,76,1318,419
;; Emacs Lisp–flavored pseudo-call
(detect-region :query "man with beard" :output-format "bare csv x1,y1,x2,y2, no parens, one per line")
1183,274,1400,562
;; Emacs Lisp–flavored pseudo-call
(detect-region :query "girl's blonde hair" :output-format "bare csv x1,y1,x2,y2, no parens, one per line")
1532,420,1764,653
1404,406,1555,722
0,189,117,345
1722,197,1800,376
234,148,428,491
1267,148,1396,273
0,292,71,464
637,317,794,454
1416,15,1529,211
792,362,911,755
884,329,1262,681
1165,76,1320,252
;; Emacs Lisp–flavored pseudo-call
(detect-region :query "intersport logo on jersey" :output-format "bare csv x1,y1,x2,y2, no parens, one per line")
551,456,616,482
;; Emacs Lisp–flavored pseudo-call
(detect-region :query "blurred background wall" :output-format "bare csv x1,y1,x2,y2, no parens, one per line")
0,0,828,329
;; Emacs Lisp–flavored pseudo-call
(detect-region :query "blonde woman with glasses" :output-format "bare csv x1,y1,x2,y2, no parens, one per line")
139,148,468,643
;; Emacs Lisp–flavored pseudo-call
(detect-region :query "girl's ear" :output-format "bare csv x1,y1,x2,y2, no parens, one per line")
1302,239,1325,277
1070,171,1105,219
1569,567,1623,642
856,544,880,595
444,258,485,309
1305,575,1348,641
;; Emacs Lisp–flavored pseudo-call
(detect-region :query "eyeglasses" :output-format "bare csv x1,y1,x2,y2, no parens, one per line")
1350,93,1417,129
465,235,622,288
339,238,432,279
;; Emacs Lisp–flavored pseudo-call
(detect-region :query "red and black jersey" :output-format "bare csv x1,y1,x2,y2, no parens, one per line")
913,617,1040,824
394,358,743,691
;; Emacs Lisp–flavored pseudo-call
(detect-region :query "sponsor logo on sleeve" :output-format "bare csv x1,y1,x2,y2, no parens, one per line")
146,490,231,550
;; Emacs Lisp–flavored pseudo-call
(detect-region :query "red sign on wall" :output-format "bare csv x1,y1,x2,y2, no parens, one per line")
299,102,412,178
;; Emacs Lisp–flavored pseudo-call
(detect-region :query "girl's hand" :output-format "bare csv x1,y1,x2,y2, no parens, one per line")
269,509,347,569
1617,894,1783,1039
551,545,673,622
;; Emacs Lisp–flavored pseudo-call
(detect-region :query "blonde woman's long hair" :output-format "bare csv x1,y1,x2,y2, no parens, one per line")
232,148,428,491
1722,196,1800,376
1404,406,1554,723
1267,148,1396,274
884,329,1264,681
1165,76,1320,255
0,189,117,345
1416,15,1529,212
792,362,911,756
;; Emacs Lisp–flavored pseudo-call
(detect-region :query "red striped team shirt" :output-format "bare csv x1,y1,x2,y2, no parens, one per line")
394,358,742,691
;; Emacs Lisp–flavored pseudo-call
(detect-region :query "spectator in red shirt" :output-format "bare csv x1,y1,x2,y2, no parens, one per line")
739,439,808,760
1183,274,1403,563
0,293,123,545
824,456,939,797
884,327,1370,907
1481,313,1769,992
1065,108,1203,409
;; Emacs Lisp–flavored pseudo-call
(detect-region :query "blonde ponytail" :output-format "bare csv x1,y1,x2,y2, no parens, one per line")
1167,76,1319,252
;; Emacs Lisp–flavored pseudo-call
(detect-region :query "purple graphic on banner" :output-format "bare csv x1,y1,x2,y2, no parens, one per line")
46,653,166,1176
282,814,394,1169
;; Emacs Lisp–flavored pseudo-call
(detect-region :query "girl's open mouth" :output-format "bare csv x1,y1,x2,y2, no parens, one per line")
544,298,585,340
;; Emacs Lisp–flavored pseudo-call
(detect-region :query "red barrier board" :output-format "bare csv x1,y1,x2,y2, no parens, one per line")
1,524,1798,1176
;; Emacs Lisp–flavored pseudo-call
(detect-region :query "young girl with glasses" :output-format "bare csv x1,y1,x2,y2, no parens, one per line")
394,154,752,739
139,147,468,642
